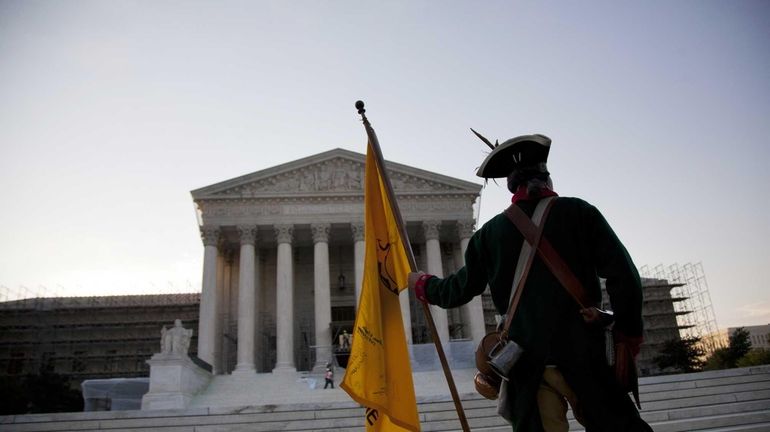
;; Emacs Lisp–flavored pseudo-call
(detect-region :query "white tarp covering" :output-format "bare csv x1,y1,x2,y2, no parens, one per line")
81,378,149,411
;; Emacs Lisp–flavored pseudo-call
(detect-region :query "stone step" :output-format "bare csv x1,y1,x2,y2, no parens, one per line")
2,366,770,431
697,422,770,432
421,397,770,425
420,404,770,432
640,372,770,393
646,410,770,432
423,382,770,421
383,368,770,432
639,365,770,384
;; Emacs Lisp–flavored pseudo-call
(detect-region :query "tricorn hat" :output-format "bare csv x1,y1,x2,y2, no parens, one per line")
474,133,552,179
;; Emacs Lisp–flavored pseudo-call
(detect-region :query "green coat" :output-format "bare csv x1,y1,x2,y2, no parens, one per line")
425,197,648,431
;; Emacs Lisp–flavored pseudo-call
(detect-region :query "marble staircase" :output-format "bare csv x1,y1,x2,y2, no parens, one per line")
2,365,769,431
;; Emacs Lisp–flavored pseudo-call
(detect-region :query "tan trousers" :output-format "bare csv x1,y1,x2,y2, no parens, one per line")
537,367,584,432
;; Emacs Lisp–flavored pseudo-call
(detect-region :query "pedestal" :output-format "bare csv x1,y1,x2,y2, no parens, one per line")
141,354,212,410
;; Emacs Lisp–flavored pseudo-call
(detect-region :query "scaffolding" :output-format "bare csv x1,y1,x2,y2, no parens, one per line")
0,285,200,382
0,284,63,306
639,263,722,354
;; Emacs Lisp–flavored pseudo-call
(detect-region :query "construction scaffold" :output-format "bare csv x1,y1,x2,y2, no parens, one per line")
639,263,722,354
0,284,201,380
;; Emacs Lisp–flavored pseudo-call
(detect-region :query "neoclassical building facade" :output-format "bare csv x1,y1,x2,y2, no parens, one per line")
191,149,484,375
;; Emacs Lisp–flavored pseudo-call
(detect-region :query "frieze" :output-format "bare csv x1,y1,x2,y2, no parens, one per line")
282,203,362,216
197,196,475,225
203,202,283,218
398,199,473,213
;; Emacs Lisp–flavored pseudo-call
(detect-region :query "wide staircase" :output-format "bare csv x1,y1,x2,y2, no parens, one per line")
2,365,769,431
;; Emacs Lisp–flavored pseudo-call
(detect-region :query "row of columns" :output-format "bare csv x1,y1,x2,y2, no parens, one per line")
197,219,484,375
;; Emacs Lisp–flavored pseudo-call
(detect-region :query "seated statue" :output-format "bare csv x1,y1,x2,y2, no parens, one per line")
160,319,193,356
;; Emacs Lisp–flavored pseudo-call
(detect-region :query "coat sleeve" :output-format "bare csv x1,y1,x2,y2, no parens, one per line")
423,229,490,309
586,204,644,338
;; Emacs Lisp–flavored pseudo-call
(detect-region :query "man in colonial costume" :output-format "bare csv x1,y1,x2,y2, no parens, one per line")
409,133,652,432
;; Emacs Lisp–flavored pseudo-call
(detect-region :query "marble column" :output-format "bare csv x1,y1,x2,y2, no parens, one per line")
312,223,332,370
457,219,486,346
351,222,365,310
273,224,296,372
253,251,263,371
197,226,220,372
400,275,413,345
221,250,234,373
423,220,449,345
234,225,257,374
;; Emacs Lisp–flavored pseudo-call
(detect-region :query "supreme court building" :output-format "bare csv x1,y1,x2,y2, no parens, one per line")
190,148,486,376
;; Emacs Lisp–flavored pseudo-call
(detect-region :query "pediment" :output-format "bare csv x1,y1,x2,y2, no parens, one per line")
191,148,481,199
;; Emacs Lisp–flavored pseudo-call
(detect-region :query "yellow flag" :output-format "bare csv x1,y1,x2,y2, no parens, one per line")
340,142,420,431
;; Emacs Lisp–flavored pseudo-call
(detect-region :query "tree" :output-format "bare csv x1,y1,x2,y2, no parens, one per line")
728,327,752,363
653,336,705,373
704,327,754,370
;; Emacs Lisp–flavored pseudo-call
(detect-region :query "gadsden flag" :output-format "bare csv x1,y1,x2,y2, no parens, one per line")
340,141,419,431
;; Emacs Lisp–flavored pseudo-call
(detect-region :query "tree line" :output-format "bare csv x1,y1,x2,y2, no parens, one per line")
654,327,770,373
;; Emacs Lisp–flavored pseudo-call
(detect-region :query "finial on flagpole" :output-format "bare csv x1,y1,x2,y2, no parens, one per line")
355,100,369,124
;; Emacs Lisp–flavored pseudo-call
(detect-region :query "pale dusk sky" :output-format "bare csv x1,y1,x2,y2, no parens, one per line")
1,1,768,329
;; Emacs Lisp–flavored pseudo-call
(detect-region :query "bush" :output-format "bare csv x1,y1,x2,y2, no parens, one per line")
703,328,770,370
737,349,770,367
703,347,731,370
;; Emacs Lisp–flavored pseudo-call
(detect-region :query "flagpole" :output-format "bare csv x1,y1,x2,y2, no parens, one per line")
355,100,471,432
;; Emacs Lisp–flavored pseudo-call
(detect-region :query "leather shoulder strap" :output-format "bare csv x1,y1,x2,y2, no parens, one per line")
503,200,591,309
501,197,556,336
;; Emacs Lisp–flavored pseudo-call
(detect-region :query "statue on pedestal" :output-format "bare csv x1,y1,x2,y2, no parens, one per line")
143,319,210,410
338,330,351,350
160,319,193,356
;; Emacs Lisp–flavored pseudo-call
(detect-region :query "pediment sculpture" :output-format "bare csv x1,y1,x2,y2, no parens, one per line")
212,157,460,197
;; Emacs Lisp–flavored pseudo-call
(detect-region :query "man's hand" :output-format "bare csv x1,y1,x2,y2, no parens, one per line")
579,307,601,323
408,271,425,290
580,307,615,327
408,271,430,303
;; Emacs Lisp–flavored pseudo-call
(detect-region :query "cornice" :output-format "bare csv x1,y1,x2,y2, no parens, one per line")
194,192,479,206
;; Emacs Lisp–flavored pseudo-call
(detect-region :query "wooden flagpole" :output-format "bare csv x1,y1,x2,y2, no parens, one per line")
355,100,471,432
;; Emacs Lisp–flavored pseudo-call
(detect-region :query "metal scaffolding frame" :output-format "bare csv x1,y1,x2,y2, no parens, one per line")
639,263,722,354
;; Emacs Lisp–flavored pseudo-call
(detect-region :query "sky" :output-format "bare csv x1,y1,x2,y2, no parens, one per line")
0,1,768,329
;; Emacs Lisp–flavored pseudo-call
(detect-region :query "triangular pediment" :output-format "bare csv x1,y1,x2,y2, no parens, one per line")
191,148,481,199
